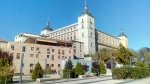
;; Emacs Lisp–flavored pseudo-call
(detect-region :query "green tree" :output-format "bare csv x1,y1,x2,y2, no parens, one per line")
31,62,44,80
63,59,74,78
92,48,114,63
75,62,85,76
113,44,134,65
0,49,14,84
99,61,106,74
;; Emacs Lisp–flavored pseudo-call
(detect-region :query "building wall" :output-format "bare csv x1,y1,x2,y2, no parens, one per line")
95,30,121,51
72,41,84,58
0,42,73,75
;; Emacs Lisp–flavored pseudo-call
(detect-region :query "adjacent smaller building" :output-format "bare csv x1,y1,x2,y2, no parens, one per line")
0,37,83,75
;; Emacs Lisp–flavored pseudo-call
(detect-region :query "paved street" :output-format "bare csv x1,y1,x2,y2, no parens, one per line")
12,76,150,84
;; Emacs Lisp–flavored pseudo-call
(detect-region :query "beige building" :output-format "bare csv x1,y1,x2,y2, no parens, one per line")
0,37,76,75
15,1,128,57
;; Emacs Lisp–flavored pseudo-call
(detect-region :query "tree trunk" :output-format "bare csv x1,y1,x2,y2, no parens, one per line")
5,77,7,84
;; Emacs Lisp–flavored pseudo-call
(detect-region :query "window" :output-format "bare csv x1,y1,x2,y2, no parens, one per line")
82,19,84,23
36,54,39,58
16,53,20,59
31,47,34,50
58,56,61,59
51,64,54,67
58,64,60,67
91,33,93,38
36,47,39,51
46,64,49,68
82,24,84,29
11,45,15,50
10,52,14,56
62,50,65,55
30,64,34,73
82,33,84,37
74,36,76,40
22,46,26,52
47,55,49,58
52,49,54,52
91,43,93,47
58,49,61,54
69,50,71,53
47,48,50,51
30,54,34,58
52,55,54,60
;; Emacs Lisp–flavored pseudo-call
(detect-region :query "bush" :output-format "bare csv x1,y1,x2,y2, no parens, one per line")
75,62,85,75
31,62,44,80
99,61,106,74
91,67,97,73
113,66,150,79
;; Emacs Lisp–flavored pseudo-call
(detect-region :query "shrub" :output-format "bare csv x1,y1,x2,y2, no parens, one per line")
31,62,44,80
62,68,67,78
91,67,97,73
99,61,106,74
75,62,85,75
113,66,150,79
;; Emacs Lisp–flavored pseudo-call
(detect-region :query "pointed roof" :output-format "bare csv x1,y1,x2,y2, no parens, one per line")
118,27,127,38
43,21,53,31
81,0,93,17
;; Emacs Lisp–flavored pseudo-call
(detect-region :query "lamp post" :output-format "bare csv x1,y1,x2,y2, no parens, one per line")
45,58,47,78
19,53,24,84
110,54,113,79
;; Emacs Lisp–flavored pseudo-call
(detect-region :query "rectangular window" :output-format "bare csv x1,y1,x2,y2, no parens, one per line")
47,48,50,51
16,53,20,59
58,49,61,54
51,64,54,67
46,64,49,68
47,55,49,58
82,33,84,37
36,47,39,51
30,63,34,73
52,55,54,60
52,49,54,52
91,33,93,38
62,50,65,55
11,45,15,50
58,56,61,59
22,46,26,52
69,50,71,53
31,47,34,50
58,64,60,67
30,54,34,58
36,54,39,58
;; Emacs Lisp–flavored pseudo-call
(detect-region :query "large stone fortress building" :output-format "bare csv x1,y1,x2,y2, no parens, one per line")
15,2,128,55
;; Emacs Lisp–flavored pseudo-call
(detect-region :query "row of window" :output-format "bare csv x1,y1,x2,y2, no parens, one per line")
11,45,71,54
48,27,77,37
15,53,69,60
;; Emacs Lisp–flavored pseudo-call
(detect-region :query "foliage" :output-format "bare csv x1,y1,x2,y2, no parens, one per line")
31,62,44,80
113,44,134,65
106,61,116,69
92,48,113,62
63,60,76,78
113,66,150,79
98,61,106,74
92,62,99,69
65,59,73,69
91,67,97,73
134,60,146,67
0,49,14,84
84,54,91,57
75,62,85,75
45,67,55,74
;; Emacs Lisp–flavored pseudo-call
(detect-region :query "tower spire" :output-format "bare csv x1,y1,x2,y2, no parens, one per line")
81,0,93,17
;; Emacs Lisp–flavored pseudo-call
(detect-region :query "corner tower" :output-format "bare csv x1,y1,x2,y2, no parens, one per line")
41,21,53,35
118,28,128,48
77,0,96,55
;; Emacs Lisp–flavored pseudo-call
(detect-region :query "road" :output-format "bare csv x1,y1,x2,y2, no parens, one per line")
13,76,150,84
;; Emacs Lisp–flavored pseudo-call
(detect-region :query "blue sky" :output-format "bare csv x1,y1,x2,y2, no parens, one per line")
0,0,150,50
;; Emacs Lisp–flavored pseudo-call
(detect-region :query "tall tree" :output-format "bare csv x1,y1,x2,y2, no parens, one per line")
113,44,134,65
75,62,85,75
0,49,14,84
31,62,44,80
